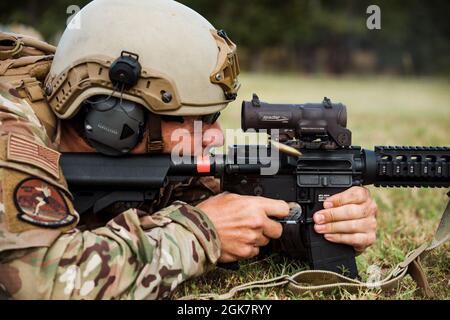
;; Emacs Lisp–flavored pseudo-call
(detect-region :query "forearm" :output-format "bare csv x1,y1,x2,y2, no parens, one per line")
0,202,220,300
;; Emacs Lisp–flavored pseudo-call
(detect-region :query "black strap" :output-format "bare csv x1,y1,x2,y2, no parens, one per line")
147,115,164,153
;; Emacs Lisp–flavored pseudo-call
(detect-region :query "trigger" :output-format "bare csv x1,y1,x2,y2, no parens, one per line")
277,202,303,225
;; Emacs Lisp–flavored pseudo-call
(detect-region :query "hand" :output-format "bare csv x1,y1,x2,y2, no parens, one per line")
197,193,289,263
313,187,378,254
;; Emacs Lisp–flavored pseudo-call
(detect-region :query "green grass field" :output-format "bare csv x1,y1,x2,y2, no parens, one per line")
173,73,450,300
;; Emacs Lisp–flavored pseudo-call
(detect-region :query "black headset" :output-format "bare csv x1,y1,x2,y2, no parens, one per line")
82,50,222,156
83,51,146,156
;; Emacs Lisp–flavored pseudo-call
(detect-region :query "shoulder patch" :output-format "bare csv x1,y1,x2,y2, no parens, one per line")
7,134,60,179
14,178,75,228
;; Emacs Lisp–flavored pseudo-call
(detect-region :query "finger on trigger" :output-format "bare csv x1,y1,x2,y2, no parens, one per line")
258,197,290,218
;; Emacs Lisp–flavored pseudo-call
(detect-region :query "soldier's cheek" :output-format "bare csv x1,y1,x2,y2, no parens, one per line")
202,126,224,150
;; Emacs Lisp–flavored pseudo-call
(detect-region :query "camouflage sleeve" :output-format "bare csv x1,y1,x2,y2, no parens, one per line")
0,202,220,299
0,82,221,299
169,176,221,206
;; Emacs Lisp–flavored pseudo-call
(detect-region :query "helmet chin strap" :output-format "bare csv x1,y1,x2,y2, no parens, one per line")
146,114,164,153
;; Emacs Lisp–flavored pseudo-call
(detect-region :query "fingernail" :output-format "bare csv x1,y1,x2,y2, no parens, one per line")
323,201,333,209
315,224,325,233
315,213,325,224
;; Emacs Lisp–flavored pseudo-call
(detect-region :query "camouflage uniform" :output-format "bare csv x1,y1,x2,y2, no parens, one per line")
0,81,221,299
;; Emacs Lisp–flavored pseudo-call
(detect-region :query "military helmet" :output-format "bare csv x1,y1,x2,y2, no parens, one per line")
45,0,240,119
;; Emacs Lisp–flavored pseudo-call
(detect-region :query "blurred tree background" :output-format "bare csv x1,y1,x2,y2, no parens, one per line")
0,0,449,76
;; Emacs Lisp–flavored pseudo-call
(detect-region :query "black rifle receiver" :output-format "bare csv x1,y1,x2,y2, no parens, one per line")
61,94,450,279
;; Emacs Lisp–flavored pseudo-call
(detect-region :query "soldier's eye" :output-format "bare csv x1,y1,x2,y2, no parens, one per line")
201,112,221,125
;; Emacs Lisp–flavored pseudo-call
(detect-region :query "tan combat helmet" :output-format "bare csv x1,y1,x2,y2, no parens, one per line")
45,0,241,120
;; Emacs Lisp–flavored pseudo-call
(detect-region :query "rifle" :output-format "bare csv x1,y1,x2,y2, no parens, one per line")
61,94,450,279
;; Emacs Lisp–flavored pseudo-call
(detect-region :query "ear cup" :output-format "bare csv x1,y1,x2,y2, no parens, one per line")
84,96,146,156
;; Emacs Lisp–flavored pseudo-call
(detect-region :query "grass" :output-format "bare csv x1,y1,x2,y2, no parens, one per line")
172,73,450,300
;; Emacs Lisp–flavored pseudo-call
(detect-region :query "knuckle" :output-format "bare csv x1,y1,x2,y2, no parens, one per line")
349,186,360,197
370,217,378,230
356,188,367,200
358,234,368,247
359,234,367,247
349,204,361,218
360,203,370,218
331,193,343,207
250,215,265,229
238,246,254,258
336,195,344,207
327,223,334,233
350,220,359,232
247,232,259,243
350,234,361,247
327,209,335,222
225,193,240,201
280,201,290,213
272,224,283,239
363,187,370,197
360,205,370,219
368,233,377,245
370,201,379,216
227,193,236,199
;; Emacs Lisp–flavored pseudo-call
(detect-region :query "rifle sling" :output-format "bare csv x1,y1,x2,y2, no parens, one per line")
181,191,450,299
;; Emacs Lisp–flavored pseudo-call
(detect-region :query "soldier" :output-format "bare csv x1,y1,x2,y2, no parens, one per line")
0,0,377,299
